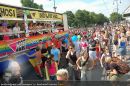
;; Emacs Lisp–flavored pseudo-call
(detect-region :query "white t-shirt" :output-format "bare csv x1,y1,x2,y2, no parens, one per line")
13,26,20,37
8,28,13,36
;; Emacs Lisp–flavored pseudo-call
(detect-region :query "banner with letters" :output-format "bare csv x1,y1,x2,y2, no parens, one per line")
29,11,63,20
0,4,63,21
39,12,63,20
0,6,17,18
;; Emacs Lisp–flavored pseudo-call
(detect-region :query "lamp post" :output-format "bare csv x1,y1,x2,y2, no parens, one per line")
113,0,122,24
50,0,57,12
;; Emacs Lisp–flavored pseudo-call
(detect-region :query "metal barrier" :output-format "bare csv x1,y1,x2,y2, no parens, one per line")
0,29,50,35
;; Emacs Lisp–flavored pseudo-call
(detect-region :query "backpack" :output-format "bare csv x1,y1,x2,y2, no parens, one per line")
116,62,130,74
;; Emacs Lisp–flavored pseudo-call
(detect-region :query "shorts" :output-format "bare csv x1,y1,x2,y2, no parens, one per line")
96,52,101,58
118,47,126,56
89,51,96,60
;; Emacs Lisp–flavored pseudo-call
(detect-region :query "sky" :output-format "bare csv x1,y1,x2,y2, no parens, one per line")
0,0,130,17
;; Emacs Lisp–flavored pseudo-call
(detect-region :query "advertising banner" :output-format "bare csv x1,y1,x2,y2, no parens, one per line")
0,6,17,18
0,4,63,21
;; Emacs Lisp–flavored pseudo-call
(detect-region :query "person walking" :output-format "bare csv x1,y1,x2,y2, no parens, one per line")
118,34,127,61
76,50,94,81
51,43,61,64
45,54,58,80
66,45,80,80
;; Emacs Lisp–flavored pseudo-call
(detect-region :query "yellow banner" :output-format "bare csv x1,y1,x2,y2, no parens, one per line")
30,11,39,19
0,6,17,18
39,12,62,20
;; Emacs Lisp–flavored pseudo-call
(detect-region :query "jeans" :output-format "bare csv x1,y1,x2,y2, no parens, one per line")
81,71,87,81
50,75,56,80
67,66,80,80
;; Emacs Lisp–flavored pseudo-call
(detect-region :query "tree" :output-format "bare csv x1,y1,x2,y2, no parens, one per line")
110,12,123,23
21,0,43,10
64,10,109,28
89,12,97,25
82,10,90,27
39,5,43,10
96,13,109,25
75,10,90,27
64,11,75,27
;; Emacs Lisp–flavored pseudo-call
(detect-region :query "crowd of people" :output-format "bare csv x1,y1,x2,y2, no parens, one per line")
1,23,130,84
0,21,63,40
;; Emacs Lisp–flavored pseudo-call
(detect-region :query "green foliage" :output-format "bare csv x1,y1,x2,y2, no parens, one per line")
75,10,90,27
64,11,75,27
96,13,109,25
65,10,109,28
21,0,43,9
110,12,123,23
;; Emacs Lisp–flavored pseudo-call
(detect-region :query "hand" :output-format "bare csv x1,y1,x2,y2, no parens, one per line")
57,62,59,66
69,50,72,53
78,67,82,70
101,65,104,68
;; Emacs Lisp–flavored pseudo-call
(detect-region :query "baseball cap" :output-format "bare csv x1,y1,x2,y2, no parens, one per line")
2,22,8,27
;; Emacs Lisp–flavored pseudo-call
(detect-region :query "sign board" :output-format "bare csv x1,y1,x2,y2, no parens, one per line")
0,6,17,18
29,11,63,20
39,12,62,20
0,4,63,21
30,11,39,19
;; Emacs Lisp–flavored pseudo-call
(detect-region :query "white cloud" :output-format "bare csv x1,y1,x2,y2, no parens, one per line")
0,0,21,6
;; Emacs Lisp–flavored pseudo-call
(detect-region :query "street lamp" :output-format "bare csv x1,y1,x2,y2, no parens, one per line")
53,0,57,12
113,0,122,24
50,0,57,12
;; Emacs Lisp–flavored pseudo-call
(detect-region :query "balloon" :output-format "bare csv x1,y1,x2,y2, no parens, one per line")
77,35,81,40
71,35,77,43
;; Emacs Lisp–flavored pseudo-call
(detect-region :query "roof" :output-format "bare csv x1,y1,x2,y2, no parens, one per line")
123,5,130,17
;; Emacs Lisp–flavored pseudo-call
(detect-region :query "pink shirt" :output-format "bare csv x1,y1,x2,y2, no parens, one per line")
47,61,57,76
3,35,10,40
80,42,88,50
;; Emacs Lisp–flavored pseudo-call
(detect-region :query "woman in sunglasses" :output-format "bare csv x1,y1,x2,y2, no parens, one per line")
66,45,80,80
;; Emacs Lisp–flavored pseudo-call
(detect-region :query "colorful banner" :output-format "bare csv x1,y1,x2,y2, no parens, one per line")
55,31,69,39
0,41,13,57
0,6,17,18
26,34,51,49
0,32,68,57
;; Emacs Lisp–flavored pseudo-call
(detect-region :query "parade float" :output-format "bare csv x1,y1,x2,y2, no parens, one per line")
0,3,69,77
0,3,69,58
